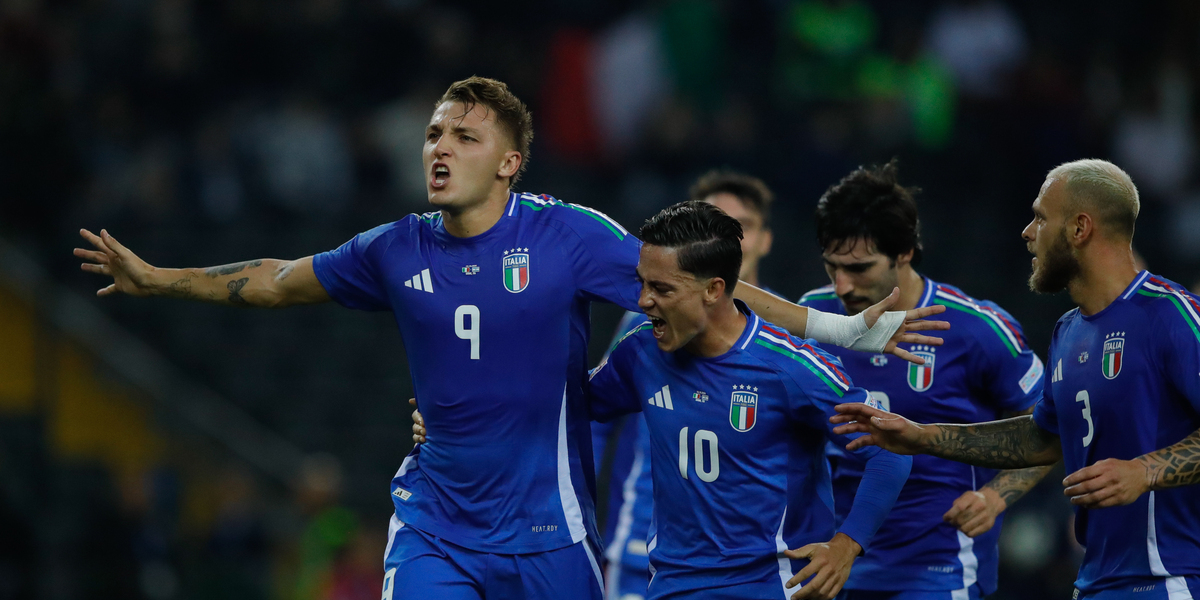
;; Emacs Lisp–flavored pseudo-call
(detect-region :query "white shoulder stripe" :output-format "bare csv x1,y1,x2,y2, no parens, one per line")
1144,282,1200,326
570,203,629,235
757,331,849,390
934,290,1021,349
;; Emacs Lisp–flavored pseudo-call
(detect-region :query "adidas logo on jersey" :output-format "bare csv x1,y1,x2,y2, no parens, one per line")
647,385,674,410
1052,358,1063,383
404,269,433,293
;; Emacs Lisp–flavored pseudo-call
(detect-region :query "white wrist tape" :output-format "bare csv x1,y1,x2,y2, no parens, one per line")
805,308,906,354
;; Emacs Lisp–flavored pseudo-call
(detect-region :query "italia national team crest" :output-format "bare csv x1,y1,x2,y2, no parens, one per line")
907,345,936,392
1102,332,1125,379
502,248,530,293
729,385,758,432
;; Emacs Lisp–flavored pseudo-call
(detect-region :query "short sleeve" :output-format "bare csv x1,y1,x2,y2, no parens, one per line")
312,222,397,311
587,326,647,422
566,204,643,312
1031,356,1059,434
973,307,1044,413
1155,296,1200,412
779,340,882,462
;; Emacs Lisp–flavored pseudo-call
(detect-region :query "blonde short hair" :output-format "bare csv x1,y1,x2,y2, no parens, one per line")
1047,159,1140,240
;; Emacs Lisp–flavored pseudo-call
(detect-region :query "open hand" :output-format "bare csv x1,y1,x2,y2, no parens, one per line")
829,403,932,454
74,229,156,297
943,489,1005,537
784,533,860,599
863,287,949,365
410,398,426,444
1063,458,1149,508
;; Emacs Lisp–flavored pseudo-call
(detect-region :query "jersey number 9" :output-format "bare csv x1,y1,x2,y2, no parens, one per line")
455,305,480,360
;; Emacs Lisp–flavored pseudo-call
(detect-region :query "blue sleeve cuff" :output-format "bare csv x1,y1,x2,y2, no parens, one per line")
838,451,912,552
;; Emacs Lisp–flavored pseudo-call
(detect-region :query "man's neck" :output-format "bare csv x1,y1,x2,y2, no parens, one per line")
1068,243,1140,316
441,186,512,238
893,265,926,312
684,300,747,358
740,267,759,288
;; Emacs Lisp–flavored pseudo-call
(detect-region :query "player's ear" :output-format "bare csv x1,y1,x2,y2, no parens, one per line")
498,151,521,180
895,248,914,269
1070,212,1094,246
705,277,726,303
760,228,774,256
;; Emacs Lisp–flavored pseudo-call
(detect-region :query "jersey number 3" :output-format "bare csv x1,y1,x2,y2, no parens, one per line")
456,305,480,360
1075,390,1094,447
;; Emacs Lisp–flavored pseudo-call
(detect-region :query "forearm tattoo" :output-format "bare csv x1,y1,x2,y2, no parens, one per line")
1139,429,1200,491
205,260,263,278
925,416,1061,469
227,277,249,305
983,464,1056,507
163,274,197,299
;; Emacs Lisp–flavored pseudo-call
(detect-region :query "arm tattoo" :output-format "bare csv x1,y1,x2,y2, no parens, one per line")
1139,429,1200,490
983,464,1056,507
275,262,295,281
206,260,263,278
227,277,249,305
163,274,197,299
924,416,1061,469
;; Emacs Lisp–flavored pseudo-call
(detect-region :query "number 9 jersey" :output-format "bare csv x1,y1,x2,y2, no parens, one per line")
312,192,642,554
1032,271,1200,594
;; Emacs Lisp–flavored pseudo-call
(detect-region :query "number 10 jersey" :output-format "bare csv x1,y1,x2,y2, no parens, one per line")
313,192,643,554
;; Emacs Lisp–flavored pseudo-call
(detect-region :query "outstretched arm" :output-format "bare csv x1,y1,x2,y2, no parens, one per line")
735,284,950,365
830,403,1063,469
75,228,329,308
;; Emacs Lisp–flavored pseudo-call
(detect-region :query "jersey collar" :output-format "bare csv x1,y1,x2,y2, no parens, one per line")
916,275,935,309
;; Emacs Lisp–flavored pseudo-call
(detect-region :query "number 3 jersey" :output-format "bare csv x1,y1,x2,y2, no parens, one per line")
799,277,1043,594
588,301,906,596
312,192,643,554
1032,271,1200,593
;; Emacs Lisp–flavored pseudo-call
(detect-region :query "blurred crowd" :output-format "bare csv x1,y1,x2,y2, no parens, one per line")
3,0,1200,598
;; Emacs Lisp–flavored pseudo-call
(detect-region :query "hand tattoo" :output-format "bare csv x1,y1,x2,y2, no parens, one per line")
1139,429,1200,490
206,260,263,278
227,277,249,305
926,416,1062,469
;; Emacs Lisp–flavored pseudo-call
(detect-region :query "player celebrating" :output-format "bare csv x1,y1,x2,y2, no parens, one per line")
75,77,945,599
833,159,1200,599
595,169,780,600
588,201,912,600
796,162,1053,599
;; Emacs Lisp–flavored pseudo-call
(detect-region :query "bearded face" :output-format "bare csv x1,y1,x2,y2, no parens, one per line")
1029,225,1081,293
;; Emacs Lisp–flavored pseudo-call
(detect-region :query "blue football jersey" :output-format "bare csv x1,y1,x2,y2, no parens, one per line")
593,312,655,577
799,277,1043,594
1032,271,1200,593
313,192,642,554
588,302,900,598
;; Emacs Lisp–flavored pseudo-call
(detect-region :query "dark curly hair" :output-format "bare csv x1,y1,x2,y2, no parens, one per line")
815,160,923,265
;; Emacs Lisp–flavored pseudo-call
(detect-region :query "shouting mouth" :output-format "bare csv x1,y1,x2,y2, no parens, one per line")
648,315,666,339
431,163,450,189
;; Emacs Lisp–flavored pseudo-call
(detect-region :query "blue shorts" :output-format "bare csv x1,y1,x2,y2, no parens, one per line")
382,515,605,600
837,585,983,600
1077,577,1200,600
606,561,650,600
645,555,807,600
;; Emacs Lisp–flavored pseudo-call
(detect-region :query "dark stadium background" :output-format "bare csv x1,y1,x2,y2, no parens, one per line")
1,0,1198,597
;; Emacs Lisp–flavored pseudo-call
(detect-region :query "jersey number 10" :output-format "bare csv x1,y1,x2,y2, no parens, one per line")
678,427,720,482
